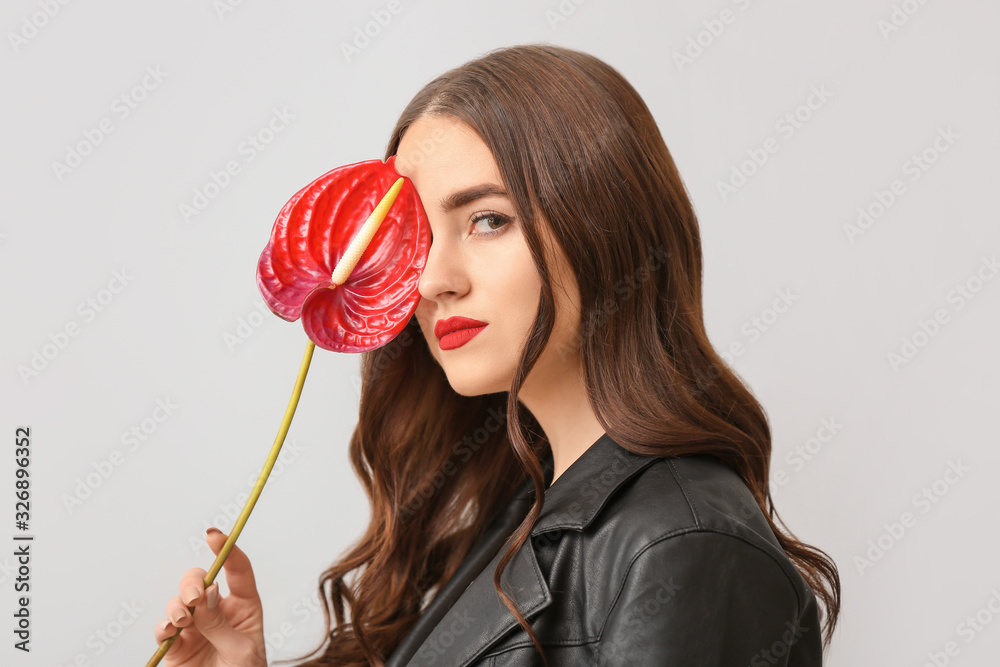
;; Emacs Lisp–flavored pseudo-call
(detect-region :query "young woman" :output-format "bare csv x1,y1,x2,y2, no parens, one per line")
154,44,841,666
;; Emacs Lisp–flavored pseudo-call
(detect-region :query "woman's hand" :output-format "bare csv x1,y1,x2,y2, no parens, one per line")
153,528,267,667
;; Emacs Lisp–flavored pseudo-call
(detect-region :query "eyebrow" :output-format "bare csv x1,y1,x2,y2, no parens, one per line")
438,183,509,212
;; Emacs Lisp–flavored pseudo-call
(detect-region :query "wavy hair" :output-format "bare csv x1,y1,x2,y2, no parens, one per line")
282,43,841,667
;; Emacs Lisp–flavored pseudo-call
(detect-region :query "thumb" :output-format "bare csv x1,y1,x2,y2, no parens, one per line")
188,530,259,655
188,580,249,656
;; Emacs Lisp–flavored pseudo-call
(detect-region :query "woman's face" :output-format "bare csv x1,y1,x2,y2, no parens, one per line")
393,114,582,398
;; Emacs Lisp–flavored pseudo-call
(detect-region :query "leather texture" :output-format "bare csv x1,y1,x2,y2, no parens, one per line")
385,433,824,666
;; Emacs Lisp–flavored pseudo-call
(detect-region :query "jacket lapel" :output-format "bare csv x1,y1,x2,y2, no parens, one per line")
386,433,661,666
400,522,552,666
385,476,541,667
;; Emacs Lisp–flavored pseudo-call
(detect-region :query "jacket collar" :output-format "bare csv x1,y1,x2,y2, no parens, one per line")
531,431,661,535
386,432,661,667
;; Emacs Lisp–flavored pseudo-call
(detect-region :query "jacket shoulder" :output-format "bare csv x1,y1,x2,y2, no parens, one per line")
586,453,814,615
596,453,777,541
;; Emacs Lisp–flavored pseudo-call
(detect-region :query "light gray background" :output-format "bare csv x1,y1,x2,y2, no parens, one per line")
2,1,998,665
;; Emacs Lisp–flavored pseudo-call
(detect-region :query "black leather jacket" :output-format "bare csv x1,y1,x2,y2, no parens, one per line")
386,433,824,666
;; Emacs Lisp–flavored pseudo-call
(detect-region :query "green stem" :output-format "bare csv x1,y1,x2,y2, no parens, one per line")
146,339,316,667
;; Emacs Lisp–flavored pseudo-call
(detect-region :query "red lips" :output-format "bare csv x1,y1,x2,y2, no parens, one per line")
435,316,488,339
435,316,488,350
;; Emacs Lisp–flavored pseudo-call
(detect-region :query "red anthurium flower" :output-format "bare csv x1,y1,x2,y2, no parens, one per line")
149,157,429,666
256,155,430,353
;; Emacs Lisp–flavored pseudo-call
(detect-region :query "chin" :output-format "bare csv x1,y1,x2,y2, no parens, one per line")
444,369,509,398
448,379,491,398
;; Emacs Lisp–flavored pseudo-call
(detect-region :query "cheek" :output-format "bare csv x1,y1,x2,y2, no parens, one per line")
413,302,434,345
500,265,542,331
413,319,459,369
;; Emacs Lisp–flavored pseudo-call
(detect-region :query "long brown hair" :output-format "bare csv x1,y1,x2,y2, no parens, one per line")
283,43,841,666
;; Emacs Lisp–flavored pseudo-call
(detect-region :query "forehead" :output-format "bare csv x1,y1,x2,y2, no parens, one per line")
393,115,499,183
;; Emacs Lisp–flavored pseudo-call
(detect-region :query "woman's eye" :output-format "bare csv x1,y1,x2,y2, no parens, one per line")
470,212,512,237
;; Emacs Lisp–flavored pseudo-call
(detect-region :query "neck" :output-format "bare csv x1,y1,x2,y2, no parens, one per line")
517,360,605,487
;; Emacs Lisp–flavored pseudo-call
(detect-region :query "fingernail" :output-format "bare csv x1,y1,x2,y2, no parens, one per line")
206,527,221,535
207,583,219,609
158,619,170,631
182,585,201,605
169,609,186,624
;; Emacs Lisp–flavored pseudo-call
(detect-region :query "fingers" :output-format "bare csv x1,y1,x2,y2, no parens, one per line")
205,528,260,602
179,566,209,607
153,617,175,643
153,613,190,658
156,581,247,659
153,528,263,661
163,566,207,630
186,581,251,656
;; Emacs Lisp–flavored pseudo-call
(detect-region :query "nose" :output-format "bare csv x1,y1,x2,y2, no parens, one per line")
417,231,470,302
